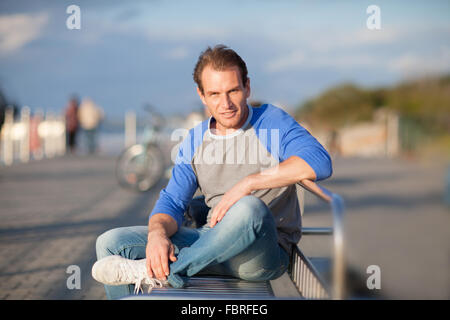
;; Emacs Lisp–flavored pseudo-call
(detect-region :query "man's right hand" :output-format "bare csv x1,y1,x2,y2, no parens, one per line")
146,230,177,281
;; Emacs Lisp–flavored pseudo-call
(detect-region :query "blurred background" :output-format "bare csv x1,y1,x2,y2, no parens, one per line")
0,0,449,300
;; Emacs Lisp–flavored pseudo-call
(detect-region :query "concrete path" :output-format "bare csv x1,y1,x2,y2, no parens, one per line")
300,156,450,299
0,154,164,299
0,154,448,299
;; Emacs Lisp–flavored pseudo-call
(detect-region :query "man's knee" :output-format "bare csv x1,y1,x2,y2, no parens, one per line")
95,228,119,258
96,227,137,258
227,196,272,228
96,226,148,260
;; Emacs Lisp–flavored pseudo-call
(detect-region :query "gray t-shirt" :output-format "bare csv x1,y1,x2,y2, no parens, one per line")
150,104,333,253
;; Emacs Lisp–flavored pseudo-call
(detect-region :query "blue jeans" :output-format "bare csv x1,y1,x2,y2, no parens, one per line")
95,195,290,299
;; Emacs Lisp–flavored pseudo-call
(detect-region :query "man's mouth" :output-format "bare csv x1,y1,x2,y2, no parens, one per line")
221,111,236,119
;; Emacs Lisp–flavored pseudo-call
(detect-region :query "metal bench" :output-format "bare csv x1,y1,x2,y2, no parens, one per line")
135,179,346,300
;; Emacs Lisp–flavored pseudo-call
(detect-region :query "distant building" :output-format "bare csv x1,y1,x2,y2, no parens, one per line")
301,108,400,158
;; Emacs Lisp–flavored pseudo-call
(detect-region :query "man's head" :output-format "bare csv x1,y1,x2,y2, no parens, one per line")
193,45,251,135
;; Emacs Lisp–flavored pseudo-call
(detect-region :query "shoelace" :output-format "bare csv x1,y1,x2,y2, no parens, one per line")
133,277,167,294
117,260,166,294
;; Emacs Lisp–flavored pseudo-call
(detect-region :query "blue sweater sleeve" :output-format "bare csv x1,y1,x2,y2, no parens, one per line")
262,105,333,181
281,122,333,181
149,130,199,227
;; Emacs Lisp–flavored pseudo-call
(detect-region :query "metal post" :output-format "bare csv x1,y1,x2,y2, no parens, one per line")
44,112,55,159
2,107,14,165
298,179,346,300
56,115,66,156
20,106,30,163
331,194,346,300
34,109,44,160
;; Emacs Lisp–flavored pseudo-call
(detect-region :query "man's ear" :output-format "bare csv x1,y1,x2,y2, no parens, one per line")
245,78,251,99
197,87,207,106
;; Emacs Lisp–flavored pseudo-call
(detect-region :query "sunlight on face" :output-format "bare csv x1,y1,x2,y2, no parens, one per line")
197,65,251,135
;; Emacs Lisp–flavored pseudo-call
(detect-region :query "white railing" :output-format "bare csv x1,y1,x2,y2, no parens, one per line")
0,106,66,166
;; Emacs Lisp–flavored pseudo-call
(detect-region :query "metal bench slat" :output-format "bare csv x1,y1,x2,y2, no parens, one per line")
147,276,274,299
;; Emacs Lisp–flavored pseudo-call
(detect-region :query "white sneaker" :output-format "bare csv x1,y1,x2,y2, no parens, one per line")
92,255,169,294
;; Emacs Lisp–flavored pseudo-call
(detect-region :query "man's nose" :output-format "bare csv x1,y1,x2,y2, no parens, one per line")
219,94,232,109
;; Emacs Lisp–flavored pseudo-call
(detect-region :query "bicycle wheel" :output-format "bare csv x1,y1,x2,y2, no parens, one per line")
116,143,164,192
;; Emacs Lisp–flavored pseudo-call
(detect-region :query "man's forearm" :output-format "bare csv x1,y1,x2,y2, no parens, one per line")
148,213,178,238
209,156,318,227
246,156,317,192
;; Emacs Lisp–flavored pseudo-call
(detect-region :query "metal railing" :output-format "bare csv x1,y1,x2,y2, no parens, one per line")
290,179,346,299
291,246,330,299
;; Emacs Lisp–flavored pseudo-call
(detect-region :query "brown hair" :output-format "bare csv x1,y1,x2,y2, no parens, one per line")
193,44,248,94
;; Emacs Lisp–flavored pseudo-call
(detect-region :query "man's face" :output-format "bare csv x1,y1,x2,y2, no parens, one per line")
197,65,250,135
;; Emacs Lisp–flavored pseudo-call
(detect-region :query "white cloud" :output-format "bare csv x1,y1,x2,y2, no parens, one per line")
341,28,401,47
266,50,379,73
388,47,450,77
0,13,48,55
264,26,403,73
268,27,402,54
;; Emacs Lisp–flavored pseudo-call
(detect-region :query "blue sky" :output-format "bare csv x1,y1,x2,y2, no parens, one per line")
0,0,449,119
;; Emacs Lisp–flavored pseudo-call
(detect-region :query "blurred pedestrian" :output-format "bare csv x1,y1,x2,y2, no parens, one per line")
29,111,43,160
78,97,104,154
65,95,79,154
0,90,7,132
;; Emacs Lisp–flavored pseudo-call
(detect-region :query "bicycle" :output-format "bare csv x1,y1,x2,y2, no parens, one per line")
115,105,167,192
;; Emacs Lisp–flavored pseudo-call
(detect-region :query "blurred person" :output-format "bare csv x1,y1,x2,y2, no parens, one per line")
92,45,332,299
29,111,43,160
0,90,6,132
0,90,19,132
78,97,104,154
64,95,80,154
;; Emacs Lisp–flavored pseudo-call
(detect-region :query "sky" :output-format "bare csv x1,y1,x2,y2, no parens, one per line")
0,0,449,120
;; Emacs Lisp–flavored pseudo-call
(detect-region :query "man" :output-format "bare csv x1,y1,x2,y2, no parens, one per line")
65,95,80,154
92,45,332,299
78,97,104,154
